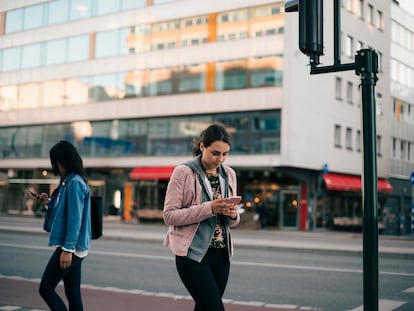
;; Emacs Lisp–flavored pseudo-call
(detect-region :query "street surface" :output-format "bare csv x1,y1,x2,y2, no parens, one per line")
0,216,413,311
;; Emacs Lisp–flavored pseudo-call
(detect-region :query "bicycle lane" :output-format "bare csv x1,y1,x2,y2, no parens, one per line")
0,277,319,311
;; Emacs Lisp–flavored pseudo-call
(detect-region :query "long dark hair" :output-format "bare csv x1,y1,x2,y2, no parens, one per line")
49,140,87,179
193,124,232,156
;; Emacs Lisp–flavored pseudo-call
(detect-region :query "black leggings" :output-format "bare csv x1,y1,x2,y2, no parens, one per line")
176,248,230,311
39,248,84,311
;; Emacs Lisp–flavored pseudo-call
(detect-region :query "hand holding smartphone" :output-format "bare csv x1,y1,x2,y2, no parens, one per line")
224,196,242,205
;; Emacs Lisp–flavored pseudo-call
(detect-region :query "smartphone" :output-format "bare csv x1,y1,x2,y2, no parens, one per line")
224,196,242,204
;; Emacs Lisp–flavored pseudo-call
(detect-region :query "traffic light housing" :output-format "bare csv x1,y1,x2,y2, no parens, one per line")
285,0,324,63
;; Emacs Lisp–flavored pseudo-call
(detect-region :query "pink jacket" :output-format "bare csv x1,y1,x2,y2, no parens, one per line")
163,163,240,258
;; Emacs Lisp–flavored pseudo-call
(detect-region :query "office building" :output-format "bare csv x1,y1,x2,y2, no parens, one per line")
0,0,413,233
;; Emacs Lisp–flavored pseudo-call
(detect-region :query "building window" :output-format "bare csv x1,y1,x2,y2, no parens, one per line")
392,138,397,158
21,44,42,69
47,0,69,25
24,4,45,30
95,0,121,15
376,135,382,156
376,10,383,30
5,9,23,33
345,35,353,58
334,124,342,148
2,47,21,72
401,140,406,160
367,4,373,24
356,0,363,18
335,77,343,100
45,39,66,65
377,51,382,72
69,0,92,21
346,127,353,150
356,130,361,152
356,40,363,52
346,81,353,104
376,93,383,115
67,35,89,62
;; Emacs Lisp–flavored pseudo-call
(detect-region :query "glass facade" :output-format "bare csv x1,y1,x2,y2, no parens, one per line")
0,55,282,111
0,3,284,71
0,110,280,159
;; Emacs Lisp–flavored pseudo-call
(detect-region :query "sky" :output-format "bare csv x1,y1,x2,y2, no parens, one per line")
398,0,414,16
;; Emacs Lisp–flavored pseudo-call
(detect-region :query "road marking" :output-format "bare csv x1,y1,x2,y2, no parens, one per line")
347,299,405,311
1,242,414,277
0,275,317,310
403,286,414,293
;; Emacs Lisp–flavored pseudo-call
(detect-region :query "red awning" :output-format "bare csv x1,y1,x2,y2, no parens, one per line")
323,173,393,193
129,167,175,180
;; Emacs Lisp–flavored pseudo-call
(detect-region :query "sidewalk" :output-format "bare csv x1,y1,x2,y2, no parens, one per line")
1,215,413,259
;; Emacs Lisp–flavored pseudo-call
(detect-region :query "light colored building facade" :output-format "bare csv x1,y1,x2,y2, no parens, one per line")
0,0,412,233
388,0,414,235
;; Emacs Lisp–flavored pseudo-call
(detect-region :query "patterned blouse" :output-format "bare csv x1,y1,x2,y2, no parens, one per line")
207,174,226,249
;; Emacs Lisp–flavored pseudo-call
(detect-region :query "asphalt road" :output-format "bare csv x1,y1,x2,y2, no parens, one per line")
0,228,413,311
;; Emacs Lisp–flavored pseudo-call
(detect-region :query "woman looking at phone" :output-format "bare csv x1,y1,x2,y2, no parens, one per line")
163,124,240,311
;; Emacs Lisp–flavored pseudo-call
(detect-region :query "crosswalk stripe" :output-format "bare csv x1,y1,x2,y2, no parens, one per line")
402,286,414,293
347,299,405,311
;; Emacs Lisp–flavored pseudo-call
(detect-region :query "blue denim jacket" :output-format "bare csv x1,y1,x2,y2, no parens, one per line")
49,173,91,252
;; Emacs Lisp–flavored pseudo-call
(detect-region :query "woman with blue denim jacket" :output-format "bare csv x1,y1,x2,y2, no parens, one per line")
38,140,91,311
163,124,240,311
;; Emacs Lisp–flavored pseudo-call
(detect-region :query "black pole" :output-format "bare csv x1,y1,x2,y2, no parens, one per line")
355,48,379,311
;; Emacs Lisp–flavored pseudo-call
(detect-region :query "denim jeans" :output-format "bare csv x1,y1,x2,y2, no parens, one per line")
176,248,230,311
39,248,84,311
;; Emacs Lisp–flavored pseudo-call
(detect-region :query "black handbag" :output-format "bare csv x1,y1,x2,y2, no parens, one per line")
90,196,103,240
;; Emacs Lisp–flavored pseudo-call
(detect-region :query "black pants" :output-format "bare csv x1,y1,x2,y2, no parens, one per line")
176,248,230,311
39,248,84,311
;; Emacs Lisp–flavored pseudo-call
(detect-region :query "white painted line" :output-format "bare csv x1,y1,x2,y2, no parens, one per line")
402,286,414,293
347,299,406,311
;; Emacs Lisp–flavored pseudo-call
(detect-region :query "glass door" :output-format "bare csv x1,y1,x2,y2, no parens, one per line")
280,190,299,227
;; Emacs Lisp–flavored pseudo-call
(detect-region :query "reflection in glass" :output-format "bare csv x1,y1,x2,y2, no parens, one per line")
70,0,91,20
217,9,249,42
122,0,146,10
122,71,144,98
67,35,89,62
65,77,90,105
249,56,283,87
151,20,180,51
153,0,177,4
22,44,42,69
125,25,151,53
178,64,205,93
43,80,65,107
96,30,121,58
5,9,23,33
148,68,173,96
96,0,120,15
0,85,19,111
19,83,41,110
0,110,280,159
24,4,44,30
216,60,248,91
180,15,208,47
250,3,284,38
2,47,22,72
46,39,66,65
89,74,122,102
47,0,69,25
